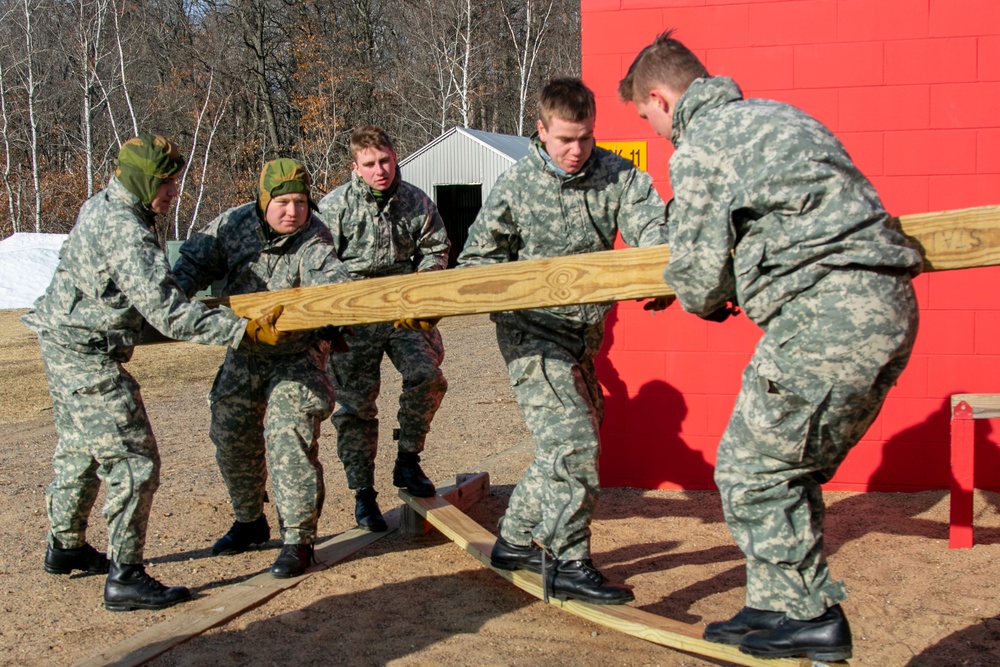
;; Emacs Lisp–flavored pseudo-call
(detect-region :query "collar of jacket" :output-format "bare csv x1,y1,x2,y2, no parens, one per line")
109,176,157,231
672,75,744,148
350,168,402,207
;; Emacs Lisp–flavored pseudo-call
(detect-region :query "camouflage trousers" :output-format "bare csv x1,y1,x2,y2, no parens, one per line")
38,337,159,565
329,322,447,489
209,348,334,545
496,322,606,560
715,270,918,620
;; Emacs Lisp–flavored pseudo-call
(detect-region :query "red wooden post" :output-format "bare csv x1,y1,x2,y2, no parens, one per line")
950,400,976,549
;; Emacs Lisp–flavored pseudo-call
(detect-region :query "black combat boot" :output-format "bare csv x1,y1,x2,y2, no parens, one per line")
547,559,635,605
104,562,191,612
211,515,271,556
703,607,786,645
739,604,853,662
44,542,110,575
392,452,436,497
355,487,388,532
490,536,543,574
270,543,315,578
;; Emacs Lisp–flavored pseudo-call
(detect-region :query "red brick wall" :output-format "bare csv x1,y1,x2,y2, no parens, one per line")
586,0,1000,491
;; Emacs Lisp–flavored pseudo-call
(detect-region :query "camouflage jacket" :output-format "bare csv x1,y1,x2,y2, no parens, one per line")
318,175,450,279
663,76,922,324
20,177,245,362
173,202,351,360
458,140,669,343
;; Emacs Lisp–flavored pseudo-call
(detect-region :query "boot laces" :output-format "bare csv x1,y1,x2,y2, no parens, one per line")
132,567,167,592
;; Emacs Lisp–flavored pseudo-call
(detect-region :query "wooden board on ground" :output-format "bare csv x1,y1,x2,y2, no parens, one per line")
198,204,999,332
398,490,850,667
74,473,489,667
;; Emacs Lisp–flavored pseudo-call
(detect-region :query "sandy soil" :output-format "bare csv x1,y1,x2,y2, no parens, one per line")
0,308,999,667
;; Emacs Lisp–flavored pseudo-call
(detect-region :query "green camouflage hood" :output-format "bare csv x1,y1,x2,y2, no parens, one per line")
258,158,317,214
115,134,185,205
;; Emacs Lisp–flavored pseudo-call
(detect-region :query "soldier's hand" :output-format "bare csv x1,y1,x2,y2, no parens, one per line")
701,302,741,323
245,305,287,345
393,317,441,331
317,325,352,353
642,296,676,311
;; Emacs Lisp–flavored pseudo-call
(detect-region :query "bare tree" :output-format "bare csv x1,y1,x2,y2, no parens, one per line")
0,53,18,234
500,0,554,136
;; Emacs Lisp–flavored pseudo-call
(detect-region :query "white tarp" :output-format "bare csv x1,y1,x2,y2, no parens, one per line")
0,232,68,310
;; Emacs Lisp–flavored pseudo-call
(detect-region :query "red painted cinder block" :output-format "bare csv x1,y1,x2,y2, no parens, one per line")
839,85,930,133
582,10,667,56
838,0,929,42
627,389,702,436
705,313,761,353
929,0,1000,38
661,5,750,49
928,354,1000,394
794,42,884,88
979,129,1000,173
974,311,1000,355
706,393,739,437
891,354,929,399
929,174,1000,211
666,351,746,395
624,0,705,8
707,46,794,90
603,350,667,396
838,132,883,177
869,175,930,215
620,307,708,352
748,0,836,46
884,129,977,176
912,309,976,355
931,83,1000,128
584,54,624,93
583,0,623,11
879,397,952,443
595,97,650,140
927,267,1000,310
885,38,978,85
981,37,1000,81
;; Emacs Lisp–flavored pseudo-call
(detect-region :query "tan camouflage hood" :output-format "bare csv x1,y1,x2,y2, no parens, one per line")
115,134,185,205
258,158,317,214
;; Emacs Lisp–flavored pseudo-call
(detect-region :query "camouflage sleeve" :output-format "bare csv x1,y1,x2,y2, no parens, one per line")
106,217,245,347
616,167,670,249
414,201,451,272
172,213,227,297
317,190,346,241
662,148,738,317
456,181,520,266
298,224,354,288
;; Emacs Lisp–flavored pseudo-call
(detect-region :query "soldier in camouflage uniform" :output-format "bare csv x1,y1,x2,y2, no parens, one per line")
173,159,352,578
620,31,922,661
458,78,670,605
318,126,449,532
21,134,285,611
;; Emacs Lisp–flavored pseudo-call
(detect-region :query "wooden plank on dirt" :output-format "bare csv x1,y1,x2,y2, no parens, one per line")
400,471,490,536
74,475,485,667
397,491,850,667
195,204,1000,332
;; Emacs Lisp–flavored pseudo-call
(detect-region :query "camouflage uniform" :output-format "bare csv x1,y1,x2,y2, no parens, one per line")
458,141,668,560
318,174,449,489
21,169,246,565
173,202,351,545
663,76,922,619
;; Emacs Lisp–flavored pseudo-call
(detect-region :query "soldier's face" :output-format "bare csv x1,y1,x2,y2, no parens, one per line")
265,193,310,235
537,115,595,175
353,146,397,191
149,175,179,215
634,86,681,140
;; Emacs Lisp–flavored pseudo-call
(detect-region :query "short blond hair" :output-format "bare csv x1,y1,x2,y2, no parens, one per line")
349,125,395,160
618,29,709,103
537,78,596,128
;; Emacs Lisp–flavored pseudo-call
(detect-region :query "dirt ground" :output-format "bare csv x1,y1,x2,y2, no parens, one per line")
1,307,999,667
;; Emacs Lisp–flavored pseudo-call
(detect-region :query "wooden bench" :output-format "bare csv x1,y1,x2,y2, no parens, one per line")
949,394,1000,548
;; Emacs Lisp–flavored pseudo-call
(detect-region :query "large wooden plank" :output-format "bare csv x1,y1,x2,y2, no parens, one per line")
74,475,485,667
398,490,849,667
199,204,1000,332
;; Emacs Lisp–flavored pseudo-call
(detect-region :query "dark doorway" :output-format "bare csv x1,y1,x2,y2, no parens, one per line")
435,184,482,267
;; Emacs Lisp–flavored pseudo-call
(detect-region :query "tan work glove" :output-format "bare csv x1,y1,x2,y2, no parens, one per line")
245,305,287,345
393,317,441,331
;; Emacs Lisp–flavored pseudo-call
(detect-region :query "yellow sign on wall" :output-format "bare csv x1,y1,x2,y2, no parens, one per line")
597,141,647,171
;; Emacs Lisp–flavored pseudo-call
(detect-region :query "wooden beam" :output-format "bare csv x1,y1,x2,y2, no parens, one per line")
194,204,999,332
397,490,850,667
400,472,489,536
74,475,486,667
